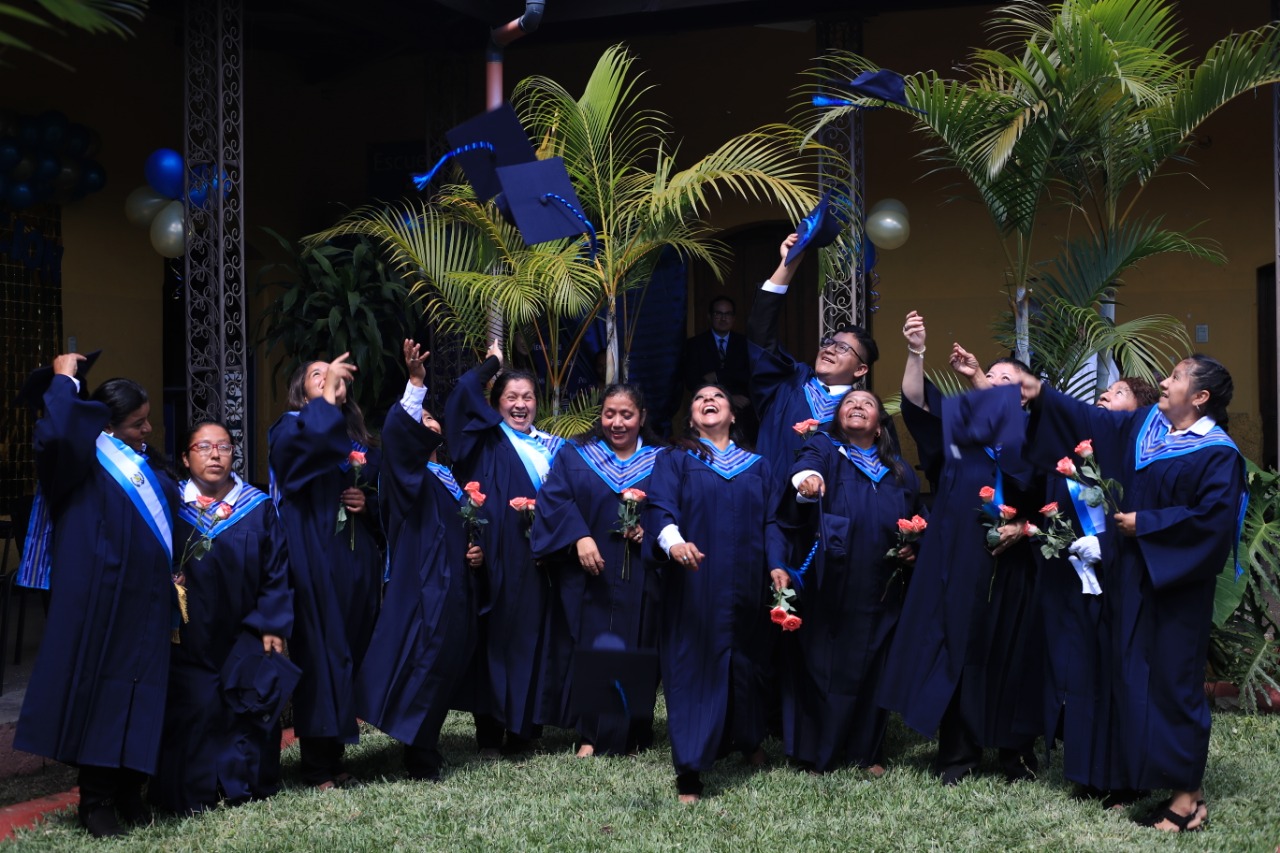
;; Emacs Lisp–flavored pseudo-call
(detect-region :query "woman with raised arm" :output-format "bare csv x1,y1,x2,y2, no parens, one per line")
532,384,664,757
879,313,1045,786
356,341,482,781
780,389,925,774
1022,356,1246,832
645,384,786,802
445,341,565,757
268,353,383,789
15,358,178,837
151,422,293,814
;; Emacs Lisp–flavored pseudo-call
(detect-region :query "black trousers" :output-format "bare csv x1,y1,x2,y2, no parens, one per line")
298,736,346,786
78,765,146,812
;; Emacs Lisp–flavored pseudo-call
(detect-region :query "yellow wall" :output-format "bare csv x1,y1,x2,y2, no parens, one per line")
8,0,1276,471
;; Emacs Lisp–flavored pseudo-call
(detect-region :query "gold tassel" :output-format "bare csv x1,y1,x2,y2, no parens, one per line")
171,628,181,644
175,581,190,624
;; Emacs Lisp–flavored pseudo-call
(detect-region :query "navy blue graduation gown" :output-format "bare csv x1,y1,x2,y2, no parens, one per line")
878,385,1044,749
355,406,476,745
748,343,827,482
444,357,558,739
779,435,924,772
645,445,786,775
268,400,383,742
530,443,661,753
1028,388,1246,791
151,489,294,813
15,376,179,774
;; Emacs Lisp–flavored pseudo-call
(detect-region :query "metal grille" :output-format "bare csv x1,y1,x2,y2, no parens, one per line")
184,0,248,475
0,206,62,514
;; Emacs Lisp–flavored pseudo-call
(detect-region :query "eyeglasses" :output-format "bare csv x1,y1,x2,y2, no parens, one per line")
188,441,234,456
819,337,861,360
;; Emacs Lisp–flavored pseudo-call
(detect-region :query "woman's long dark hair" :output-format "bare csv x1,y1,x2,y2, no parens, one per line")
671,383,752,460
825,389,905,483
92,377,172,474
287,360,375,447
574,383,664,448
1186,353,1234,431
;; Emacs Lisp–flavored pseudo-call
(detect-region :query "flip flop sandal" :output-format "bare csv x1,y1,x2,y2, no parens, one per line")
1137,801,1204,832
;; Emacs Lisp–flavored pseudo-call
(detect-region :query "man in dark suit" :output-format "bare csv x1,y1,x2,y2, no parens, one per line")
682,295,757,442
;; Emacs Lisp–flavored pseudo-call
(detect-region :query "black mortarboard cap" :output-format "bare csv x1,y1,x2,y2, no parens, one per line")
219,632,303,732
785,190,847,266
570,638,658,720
14,350,102,412
494,157,597,250
419,103,536,201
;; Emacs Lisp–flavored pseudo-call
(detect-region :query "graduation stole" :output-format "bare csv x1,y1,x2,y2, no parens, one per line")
427,461,466,502
16,488,53,590
575,439,661,493
96,432,174,562
981,446,1005,517
177,476,270,542
1133,407,1249,578
500,422,564,492
1065,479,1106,537
689,439,761,480
802,377,844,423
826,434,889,484
339,438,370,471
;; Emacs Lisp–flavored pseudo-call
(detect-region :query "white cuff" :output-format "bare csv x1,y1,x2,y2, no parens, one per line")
657,523,685,557
791,469,823,503
399,381,428,422
761,279,789,295
69,376,81,392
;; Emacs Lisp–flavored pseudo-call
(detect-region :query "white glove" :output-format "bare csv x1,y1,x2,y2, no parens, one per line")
1067,535,1102,596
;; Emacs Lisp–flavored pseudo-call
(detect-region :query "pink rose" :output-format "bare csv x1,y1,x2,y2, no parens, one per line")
509,497,530,511
348,450,367,467
910,515,928,535
770,606,788,625
621,488,646,503
1074,439,1094,459
1055,457,1077,478
1024,522,1040,536
781,613,803,631
978,486,996,502
897,518,914,535
526,499,536,511
1040,502,1059,518
792,418,821,437
999,504,1018,520
214,503,232,520
196,495,215,508
468,489,487,508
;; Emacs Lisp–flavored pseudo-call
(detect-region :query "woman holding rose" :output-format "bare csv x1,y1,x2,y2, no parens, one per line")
151,421,293,813
781,390,925,774
532,384,664,756
268,354,383,789
645,384,786,801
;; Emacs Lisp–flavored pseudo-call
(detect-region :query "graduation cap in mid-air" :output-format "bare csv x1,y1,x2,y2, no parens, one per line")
812,68,926,114
494,156,598,255
784,189,847,267
569,633,658,721
14,350,102,413
412,103,536,201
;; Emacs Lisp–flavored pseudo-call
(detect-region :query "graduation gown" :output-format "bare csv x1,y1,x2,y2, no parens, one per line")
150,481,294,813
645,443,786,775
530,441,661,753
444,357,561,739
747,342,841,483
268,399,383,742
878,385,1044,750
779,434,924,772
15,376,179,774
355,406,476,746
1028,388,1246,791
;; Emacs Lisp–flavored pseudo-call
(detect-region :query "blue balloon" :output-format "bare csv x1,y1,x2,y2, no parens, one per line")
17,117,40,149
38,110,69,151
64,124,90,157
80,160,107,195
0,141,19,172
864,241,877,271
35,155,60,181
7,182,34,210
144,147,184,200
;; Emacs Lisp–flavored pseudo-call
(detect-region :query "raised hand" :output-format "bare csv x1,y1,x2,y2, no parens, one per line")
323,352,357,406
403,339,430,387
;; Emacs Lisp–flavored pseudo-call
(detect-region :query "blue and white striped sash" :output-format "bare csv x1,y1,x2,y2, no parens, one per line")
1134,408,1238,469
178,475,271,542
802,377,843,423
689,439,761,480
96,432,173,561
575,440,660,493
829,435,888,483
500,422,563,492
427,461,465,502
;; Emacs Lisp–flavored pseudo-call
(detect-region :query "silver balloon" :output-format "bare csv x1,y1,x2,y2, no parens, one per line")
149,200,186,258
126,185,169,228
865,209,910,250
869,197,908,218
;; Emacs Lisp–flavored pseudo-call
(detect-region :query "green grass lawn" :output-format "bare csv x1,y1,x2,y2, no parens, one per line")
12,701,1280,852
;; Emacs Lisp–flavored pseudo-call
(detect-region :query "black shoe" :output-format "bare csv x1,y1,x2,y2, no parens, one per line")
115,792,152,827
78,804,126,838
937,765,973,787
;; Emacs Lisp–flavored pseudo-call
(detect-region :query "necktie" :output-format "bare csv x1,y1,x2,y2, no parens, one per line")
717,337,727,359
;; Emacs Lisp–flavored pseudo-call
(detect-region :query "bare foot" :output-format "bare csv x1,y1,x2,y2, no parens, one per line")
677,794,701,804
576,744,595,758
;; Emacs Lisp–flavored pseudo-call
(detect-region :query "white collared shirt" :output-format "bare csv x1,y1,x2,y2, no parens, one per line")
183,471,246,506
1167,415,1216,437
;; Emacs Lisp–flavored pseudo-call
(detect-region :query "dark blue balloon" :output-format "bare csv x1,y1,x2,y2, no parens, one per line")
7,182,34,210
187,162,213,207
39,111,69,151
144,147,184,200
64,124,91,157
35,155,60,181
79,160,107,195
0,141,19,171
31,181,54,202
864,241,877,271
17,117,40,149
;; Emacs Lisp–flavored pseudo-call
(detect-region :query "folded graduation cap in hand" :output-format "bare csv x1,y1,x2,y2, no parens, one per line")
570,633,658,720
220,632,302,732
14,350,102,412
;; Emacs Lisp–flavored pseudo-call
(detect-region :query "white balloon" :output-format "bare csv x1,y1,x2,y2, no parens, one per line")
150,200,186,258
865,209,910,250
125,185,169,228
869,198,909,219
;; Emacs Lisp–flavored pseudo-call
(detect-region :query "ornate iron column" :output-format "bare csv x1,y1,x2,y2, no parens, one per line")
1273,0,1280,466
184,0,248,475
816,16,867,348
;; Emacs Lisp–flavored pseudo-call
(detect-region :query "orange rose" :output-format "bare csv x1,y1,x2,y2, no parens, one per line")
897,518,914,534
978,486,996,502
621,488,646,503
196,495,215,508
348,450,367,466
999,504,1018,520
214,503,232,520
1055,457,1077,477
468,490,487,508
910,515,928,534
1040,502,1059,517
781,613,803,631
509,497,530,511
526,499,536,511
1074,439,1094,459
792,418,821,436
770,606,788,625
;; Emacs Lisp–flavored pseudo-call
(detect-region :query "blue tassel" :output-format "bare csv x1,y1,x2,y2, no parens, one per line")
541,192,599,260
784,536,822,592
812,95,855,108
411,141,496,191
613,679,631,720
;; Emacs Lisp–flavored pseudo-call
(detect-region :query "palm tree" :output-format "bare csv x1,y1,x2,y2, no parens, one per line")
1,1,148,69
803,0,1280,396
312,44,821,425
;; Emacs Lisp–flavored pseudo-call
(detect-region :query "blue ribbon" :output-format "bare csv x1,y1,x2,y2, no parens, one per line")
411,141,495,191
541,192,598,259
784,536,822,592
